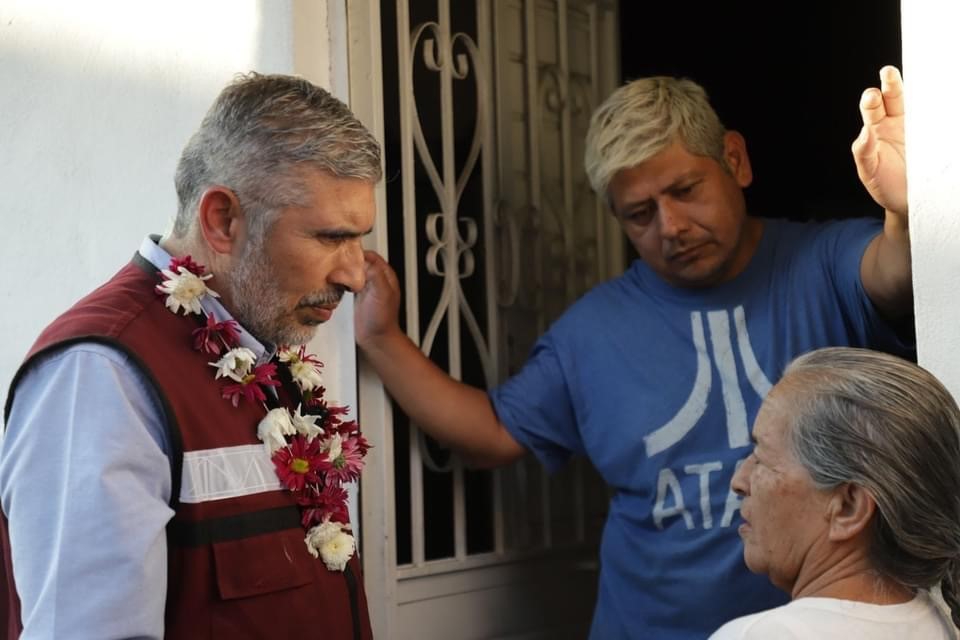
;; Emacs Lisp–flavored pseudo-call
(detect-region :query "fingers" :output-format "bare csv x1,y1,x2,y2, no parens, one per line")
854,65,900,164
851,65,907,212
859,87,885,126
363,249,385,267
859,65,904,127
361,249,400,290
851,124,878,179
880,65,904,117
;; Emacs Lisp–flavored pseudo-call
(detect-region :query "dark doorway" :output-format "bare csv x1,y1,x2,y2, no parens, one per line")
619,1,902,222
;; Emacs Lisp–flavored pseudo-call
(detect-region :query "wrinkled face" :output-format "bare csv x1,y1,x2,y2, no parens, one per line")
607,135,759,288
228,170,375,347
730,384,832,594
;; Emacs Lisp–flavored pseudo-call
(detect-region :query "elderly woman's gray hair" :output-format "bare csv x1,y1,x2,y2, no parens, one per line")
172,72,382,239
583,75,728,198
782,347,960,628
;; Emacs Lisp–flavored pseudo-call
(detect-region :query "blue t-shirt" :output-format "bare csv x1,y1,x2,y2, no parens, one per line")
490,217,909,639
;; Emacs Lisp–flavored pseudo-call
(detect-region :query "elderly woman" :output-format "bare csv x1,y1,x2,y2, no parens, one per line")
711,347,960,639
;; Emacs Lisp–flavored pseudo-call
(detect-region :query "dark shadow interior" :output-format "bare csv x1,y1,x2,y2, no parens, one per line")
619,1,902,222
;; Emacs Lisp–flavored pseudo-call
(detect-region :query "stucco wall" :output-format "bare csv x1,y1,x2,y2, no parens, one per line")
0,0,360,405
0,1,288,401
901,4,960,396
0,0,362,515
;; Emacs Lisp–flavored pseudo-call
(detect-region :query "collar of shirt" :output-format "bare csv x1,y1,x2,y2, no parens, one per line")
138,235,276,366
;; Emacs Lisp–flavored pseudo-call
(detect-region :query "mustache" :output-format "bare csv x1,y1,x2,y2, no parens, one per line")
296,289,345,308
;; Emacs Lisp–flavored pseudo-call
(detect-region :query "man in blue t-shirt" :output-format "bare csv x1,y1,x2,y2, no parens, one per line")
355,66,911,639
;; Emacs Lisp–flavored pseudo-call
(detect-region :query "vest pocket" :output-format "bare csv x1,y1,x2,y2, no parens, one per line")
206,526,366,639
212,527,314,599
210,527,321,637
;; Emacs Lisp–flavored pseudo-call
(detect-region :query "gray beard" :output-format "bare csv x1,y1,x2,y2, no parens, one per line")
226,244,318,347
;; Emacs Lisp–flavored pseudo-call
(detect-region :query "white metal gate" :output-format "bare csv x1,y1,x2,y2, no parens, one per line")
353,1,621,637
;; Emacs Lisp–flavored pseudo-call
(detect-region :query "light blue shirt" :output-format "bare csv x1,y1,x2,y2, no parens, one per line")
0,237,271,639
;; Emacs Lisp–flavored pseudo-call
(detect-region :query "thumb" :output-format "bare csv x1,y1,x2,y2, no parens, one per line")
851,125,878,181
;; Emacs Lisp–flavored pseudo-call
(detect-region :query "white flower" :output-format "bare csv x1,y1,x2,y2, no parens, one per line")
277,347,298,363
209,347,257,381
157,267,219,315
288,359,324,392
257,408,296,454
277,347,324,392
322,433,343,464
291,404,324,441
305,521,355,571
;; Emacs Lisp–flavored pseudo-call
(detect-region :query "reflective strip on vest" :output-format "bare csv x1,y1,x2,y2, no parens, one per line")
179,444,282,503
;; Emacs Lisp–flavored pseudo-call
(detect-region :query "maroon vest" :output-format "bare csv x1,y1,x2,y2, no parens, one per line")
2,257,373,639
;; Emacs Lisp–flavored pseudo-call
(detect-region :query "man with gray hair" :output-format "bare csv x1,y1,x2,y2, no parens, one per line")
355,66,913,638
713,347,960,639
1,73,381,639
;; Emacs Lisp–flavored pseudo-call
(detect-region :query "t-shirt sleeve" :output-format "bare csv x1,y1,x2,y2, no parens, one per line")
817,217,914,355
488,333,584,473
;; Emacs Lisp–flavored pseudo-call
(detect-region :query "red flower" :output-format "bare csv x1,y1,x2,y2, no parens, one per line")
192,315,241,355
297,484,350,528
353,432,371,458
221,362,280,407
272,435,325,491
169,255,205,276
304,397,352,433
331,418,359,438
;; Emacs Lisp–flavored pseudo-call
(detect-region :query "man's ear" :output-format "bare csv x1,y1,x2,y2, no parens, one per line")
723,131,753,188
197,186,244,255
826,483,876,542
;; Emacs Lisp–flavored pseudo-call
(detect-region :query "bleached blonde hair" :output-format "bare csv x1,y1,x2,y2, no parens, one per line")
584,76,727,197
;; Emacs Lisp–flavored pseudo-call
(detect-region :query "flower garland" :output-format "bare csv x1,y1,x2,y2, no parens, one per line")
156,256,368,571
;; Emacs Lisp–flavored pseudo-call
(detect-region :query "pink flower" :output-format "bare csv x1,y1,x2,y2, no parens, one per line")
221,362,280,407
322,433,366,484
192,315,241,355
272,435,324,491
331,420,369,456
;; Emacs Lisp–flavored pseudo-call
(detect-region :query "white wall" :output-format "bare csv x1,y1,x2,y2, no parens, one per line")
0,0,295,403
901,4,960,395
0,0,362,518
0,0,362,399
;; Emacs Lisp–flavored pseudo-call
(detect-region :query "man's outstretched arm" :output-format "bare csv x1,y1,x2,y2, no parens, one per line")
354,251,527,469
